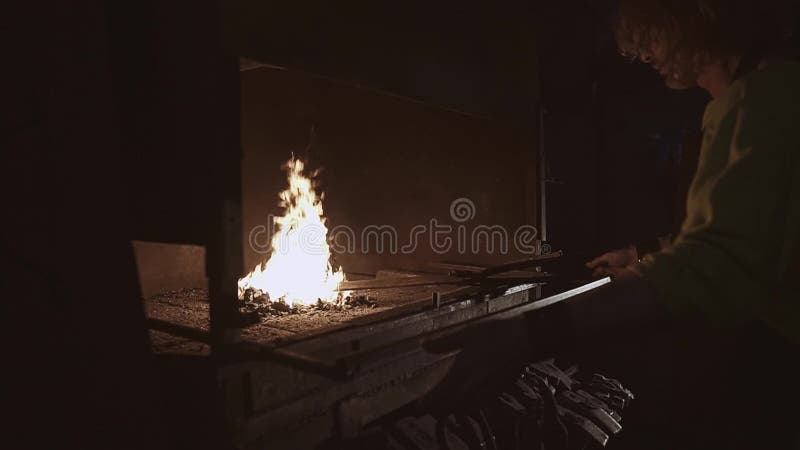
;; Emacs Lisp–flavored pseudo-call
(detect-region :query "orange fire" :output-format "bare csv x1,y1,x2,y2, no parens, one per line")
238,157,346,305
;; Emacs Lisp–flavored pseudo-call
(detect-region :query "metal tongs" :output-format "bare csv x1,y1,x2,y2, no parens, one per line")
339,251,564,292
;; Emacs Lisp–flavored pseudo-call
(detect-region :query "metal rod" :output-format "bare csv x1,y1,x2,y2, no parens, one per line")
147,318,212,344
539,104,548,243
339,275,464,291
475,250,563,278
339,273,552,292
146,318,349,380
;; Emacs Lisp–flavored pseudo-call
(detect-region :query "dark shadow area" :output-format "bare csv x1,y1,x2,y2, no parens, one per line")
4,0,798,449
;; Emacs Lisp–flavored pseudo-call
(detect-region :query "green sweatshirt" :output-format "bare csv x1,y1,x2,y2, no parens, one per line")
634,61,800,344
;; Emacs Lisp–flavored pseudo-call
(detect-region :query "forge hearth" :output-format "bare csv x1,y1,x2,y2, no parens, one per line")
144,251,610,449
146,278,475,352
135,48,555,450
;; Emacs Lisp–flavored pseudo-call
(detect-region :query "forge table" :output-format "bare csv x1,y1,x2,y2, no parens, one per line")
146,273,609,449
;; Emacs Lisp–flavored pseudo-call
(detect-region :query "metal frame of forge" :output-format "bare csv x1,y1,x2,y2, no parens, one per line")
106,1,564,446
219,277,611,447
141,64,560,449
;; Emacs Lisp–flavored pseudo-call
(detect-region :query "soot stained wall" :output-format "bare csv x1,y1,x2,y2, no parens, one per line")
241,67,540,274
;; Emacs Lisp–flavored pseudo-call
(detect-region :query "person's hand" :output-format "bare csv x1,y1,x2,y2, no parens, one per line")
586,245,638,278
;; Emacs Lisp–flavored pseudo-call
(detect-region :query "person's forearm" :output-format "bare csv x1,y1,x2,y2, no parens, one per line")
632,236,758,325
635,234,673,259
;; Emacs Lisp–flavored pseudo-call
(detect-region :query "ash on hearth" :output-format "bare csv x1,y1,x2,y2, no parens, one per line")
239,288,377,318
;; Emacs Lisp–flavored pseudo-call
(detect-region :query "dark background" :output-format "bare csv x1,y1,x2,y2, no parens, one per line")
238,64,541,276
132,0,712,293
5,0,795,449
226,0,710,257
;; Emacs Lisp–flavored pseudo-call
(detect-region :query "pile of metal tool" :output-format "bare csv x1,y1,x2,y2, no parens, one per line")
385,359,634,450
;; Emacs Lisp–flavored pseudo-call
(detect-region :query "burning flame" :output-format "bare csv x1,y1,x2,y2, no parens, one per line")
238,157,346,305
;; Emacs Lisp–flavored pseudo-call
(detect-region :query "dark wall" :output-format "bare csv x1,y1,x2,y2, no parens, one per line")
133,242,208,297
225,1,539,119
135,0,713,284
108,0,245,345
536,4,604,255
536,1,709,257
3,1,175,447
241,67,539,274
4,0,247,447
594,62,708,249
122,0,544,289
110,2,242,248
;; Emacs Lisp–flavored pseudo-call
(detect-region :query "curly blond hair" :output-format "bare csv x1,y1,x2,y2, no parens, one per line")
614,0,795,86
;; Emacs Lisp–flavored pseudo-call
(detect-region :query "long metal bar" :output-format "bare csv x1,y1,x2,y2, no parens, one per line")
539,104,548,242
339,273,552,291
474,250,563,278
339,275,466,291
147,317,212,343
146,318,349,379
340,253,562,291
338,278,610,375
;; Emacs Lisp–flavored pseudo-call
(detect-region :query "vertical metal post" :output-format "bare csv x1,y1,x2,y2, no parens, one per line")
208,52,245,353
538,104,548,245
208,198,244,350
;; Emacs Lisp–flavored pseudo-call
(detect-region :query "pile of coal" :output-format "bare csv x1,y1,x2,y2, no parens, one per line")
239,288,377,317
238,290,299,317
326,294,379,310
